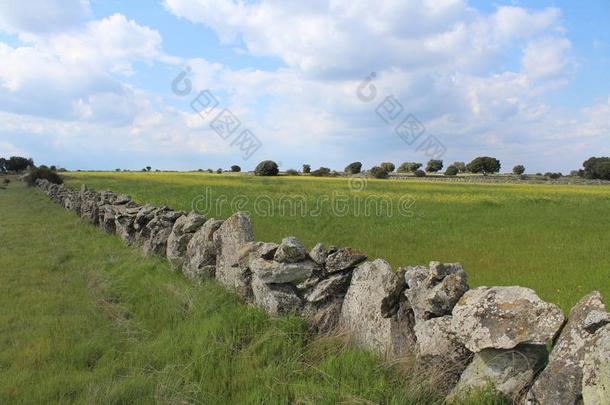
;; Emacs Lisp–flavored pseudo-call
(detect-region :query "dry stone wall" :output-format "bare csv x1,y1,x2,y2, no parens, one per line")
35,179,610,404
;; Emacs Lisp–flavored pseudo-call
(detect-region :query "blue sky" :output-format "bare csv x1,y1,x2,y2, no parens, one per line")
0,0,609,173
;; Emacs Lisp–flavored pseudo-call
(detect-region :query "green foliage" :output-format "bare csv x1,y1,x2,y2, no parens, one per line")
398,162,422,173
255,160,279,176
414,169,426,177
380,162,395,173
444,165,459,176
453,161,467,173
25,166,63,187
344,162,362,174
302,164,311,174
426,159,443,173
583,157,610,180
230,165,241,172
369,166,389,179
311,167,332,177
545,172,562,180
513,165,525,175
216,168,223,174
0,156,34,172
285,169,300,176
467,157,501,174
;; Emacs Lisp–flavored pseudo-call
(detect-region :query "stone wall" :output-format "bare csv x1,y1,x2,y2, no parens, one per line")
35,179,610,404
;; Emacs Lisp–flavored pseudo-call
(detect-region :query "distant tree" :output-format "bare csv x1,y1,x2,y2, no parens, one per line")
25,166,63,187
398,162,422,173
58,168,67,172
115,168,121,172
302,164,311,174
369,166,389,179
141,168,147,172
285,169,300,176
569,170,584,177
255,160,279,176
453,161,467,173
230,165,241,172
344,162,362,174
49,165,57,171
146,166,152,172
380,162,395,173
545,172,562,180
426,159,443,173
583,157,610,180
444,165,459,176
4,156,34,172
216,168,223,174
207,169,213,173
0,158,6,172
414,169,426,177
197,168,203,172
311,167,332,177
467,157,501,175
512,165,525,175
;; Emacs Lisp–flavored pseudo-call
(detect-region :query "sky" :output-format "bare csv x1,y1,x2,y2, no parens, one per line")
0,0,609,173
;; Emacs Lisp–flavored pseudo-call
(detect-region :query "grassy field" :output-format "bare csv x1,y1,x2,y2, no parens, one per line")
64,171,610,312
1,180,506,404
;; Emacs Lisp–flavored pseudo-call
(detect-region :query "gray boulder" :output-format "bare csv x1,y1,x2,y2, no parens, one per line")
142,207,184,257
251,276,303,316
582,324,610,405
273,236,308,263
183,218,223,281
309,243,328,265
166,212,206,271
305,272,352,303
303,299,343,335
133,204,157,244
250,258,316,284
452,286,565,352
528,291,609,405
325,248,367,274
404,261,468,322
114,205,142,245
213,212,255,298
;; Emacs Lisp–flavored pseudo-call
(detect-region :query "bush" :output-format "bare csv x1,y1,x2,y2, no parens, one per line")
230,165,241,172
414,169,426,177
453,161,466,173
302,164,311,174
216,168,223,174
369,166,388,179
397,162,422,173
545,172,562,180
513,165,525,175
466,157,501,174
444,165,459,176
426,159,443,173
285,169,299,176
583,157,610,180
207,169,213,173
380,162,395,173
344,162,362,174
25,166,63,187
255,160,279,176
311,167,332,177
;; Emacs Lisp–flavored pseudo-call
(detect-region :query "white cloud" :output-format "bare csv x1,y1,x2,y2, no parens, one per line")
522,36,573,81
0,0,91,34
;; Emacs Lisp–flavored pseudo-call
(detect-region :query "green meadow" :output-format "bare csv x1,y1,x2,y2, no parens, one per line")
65,171,610,312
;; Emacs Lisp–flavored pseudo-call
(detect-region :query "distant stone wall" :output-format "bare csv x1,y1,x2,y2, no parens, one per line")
35,179,610,404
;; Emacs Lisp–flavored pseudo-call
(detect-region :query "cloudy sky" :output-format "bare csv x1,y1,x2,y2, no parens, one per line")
0,0,609,172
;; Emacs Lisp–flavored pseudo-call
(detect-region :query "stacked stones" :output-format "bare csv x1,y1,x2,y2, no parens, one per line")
35,179,610,404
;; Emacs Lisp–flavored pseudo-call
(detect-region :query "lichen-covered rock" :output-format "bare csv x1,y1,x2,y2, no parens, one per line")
582,324,610,405
183,218,223,280
251,276,303,316
452,286,565,352
249,258,316,284
404,261,468,322
166,212,206,270
528,291,609,405
450,344,547,401
303,299,343,335
114,205,142,245
325,247,367,274
305,272,352,303
133,204,157,244
309,243,328,265
141,207,184,257
213,212,255,297
273,236,307,263
340,259,414,356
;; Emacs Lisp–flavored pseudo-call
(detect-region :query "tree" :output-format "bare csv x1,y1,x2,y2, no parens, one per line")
216,168,223,174
380,162,395,173
414,169,426,177
302,164,311,174
397,162,422,173
453,161,466,173
369,166,388,179
4,156,34,172
25,166,63,187
255,160,279,176
583,157,610,180
426,159,443,173
146,166,152,172
466,157,501,174
513,165,525,175
115,168,121,172
231,165,241,172
285,169,299,176
311,167,331,177
344,162,362,174
444,165,459,176
0,158,6,172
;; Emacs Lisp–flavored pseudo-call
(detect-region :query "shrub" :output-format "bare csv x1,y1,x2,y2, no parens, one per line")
207,169,213,173
344,162,362,174
230,165,241,172
255,160,279,176
311,167,332,177
115,168,121,172
380,162,395,173
569,170,584,177
466,157,501,174
426,159,443,173
216,168,223,174
414,169,426,177
369,166,388,179
444,165,459,176
513,165,525,175
583,157,610,180
545,172,562,180
25,166,63,187
285,169,299,176
453,161,466,173
398,162,422,173
302,164,311,174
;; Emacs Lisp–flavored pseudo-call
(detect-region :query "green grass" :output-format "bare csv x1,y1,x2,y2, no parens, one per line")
2,180,507,404
64,171,610,312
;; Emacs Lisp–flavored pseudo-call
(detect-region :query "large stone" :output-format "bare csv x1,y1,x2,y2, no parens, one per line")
251,276,303,316
166,212,206,270
273,236,308,263
183,218,223,280
133,204,157,244
249,258,316,284
404,261,469,322
528,291,609,405
309,243,328,265
213,212,255,297
303,299,344,335
340,259,414,356
452,286,565,352
582,324,610,405
325,248,367,274
450,344,547,401
305,271,352,303
114,205,142,245
141,207,184,257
